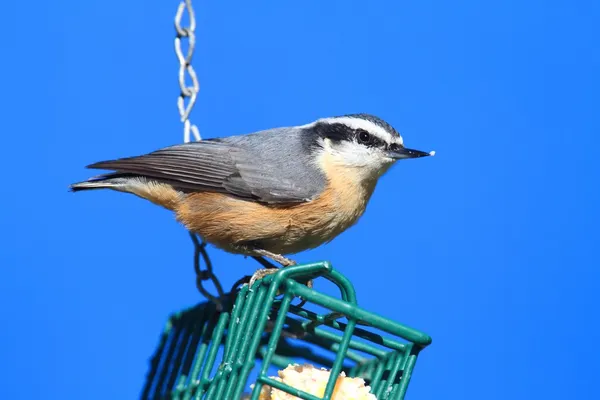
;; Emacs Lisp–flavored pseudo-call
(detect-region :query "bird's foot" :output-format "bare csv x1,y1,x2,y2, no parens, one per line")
248,268,315,289
248,250,296,288
247,252,313,294
248,267,279,288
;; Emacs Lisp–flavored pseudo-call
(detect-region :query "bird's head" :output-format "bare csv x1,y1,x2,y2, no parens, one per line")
304,113,434,184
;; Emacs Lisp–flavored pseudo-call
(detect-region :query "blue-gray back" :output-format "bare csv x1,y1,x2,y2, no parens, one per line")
217,127,325,202
87,126,327,204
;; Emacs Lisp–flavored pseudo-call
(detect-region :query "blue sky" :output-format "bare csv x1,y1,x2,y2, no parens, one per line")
1,0,599,399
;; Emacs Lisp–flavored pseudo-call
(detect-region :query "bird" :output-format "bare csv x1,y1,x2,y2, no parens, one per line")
70,113,434,285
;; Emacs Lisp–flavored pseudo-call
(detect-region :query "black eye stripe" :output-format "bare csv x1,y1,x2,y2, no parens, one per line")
313,122,353,142
311,122,387,149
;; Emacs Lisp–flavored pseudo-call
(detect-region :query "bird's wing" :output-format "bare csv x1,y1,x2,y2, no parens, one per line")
86,136,323,204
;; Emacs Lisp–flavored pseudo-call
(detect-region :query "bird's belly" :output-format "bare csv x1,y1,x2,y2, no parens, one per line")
175,189,368,255
250,219,347,255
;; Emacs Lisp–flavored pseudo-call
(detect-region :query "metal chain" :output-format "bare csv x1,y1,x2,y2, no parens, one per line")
174,0,226,307
175,0,201,143
189,233,225,309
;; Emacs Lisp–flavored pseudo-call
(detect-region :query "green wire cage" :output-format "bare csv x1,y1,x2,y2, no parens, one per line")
140,261,432,400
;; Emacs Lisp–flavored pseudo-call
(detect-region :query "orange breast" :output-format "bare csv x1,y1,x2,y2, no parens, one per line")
174,159,378,255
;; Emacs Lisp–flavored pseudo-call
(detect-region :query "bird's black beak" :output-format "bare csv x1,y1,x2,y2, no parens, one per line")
387,144,433,160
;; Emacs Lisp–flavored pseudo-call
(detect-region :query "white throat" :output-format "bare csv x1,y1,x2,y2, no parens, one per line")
318,138,394,184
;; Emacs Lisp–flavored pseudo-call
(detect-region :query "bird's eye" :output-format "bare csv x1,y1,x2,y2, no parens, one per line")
358,131,371,144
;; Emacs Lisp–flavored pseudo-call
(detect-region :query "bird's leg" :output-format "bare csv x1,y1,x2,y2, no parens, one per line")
248,250,295,288
252,249,297,267
248,250,313,291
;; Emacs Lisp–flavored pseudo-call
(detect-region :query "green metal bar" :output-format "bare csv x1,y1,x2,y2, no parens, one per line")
265,352,296,369
349,360,375,387
175,310,208,399
257,377,326,400
395,353,417,399
287,281,432,347
228,285,269,396
225,285,259,367
259,336,367,369
155,315,187,397
368,356,386,395
223,286,247,360
284,318,388,358
182,312,216,400
388,344,412,400
140,316,174,400
259,293,294,377
286,309,408,353
381,352,405,400
168,310,199,398
322,316,357,400
250,293,294,400
233,282,279,400
222,364,241,400
173,374,187,399
204,372,220,400
209,363,231,400
235,267,311,400
236,285,268,366
200,312,229,383
262,262,357,305
373,352,395,399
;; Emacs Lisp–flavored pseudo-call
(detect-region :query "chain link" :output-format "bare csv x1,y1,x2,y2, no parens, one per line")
189,233,225,309
175,0,201,143
174,0,227,307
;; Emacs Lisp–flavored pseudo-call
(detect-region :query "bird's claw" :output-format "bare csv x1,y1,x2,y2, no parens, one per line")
247,251,313,305
248,268,279,288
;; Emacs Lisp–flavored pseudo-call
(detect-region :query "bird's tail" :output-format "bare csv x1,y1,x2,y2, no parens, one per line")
69,173,136,192
70,173,182,210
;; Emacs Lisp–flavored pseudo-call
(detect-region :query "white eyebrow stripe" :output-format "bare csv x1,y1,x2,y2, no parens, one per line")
316,117,404,145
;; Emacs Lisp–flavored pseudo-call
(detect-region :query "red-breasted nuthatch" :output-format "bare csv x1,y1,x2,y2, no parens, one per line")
71,114,434,283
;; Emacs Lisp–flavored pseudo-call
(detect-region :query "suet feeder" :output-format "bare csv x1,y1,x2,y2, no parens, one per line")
140,261,431,400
